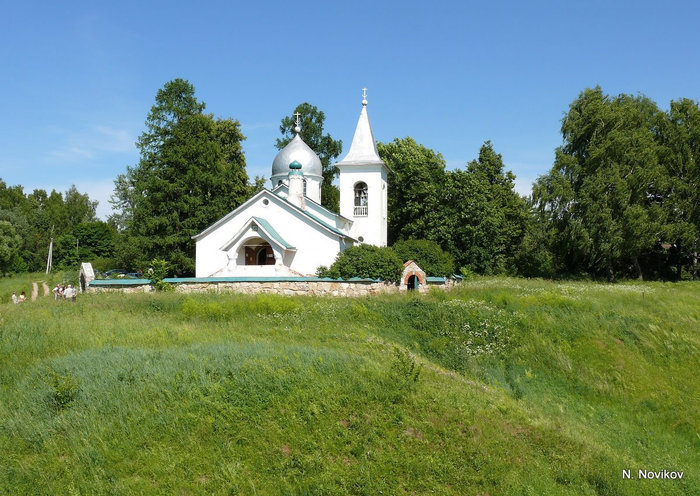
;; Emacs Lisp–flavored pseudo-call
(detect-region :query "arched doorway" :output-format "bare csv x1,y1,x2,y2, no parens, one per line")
257,246,271,265
242,239,275,266
407,275,419,291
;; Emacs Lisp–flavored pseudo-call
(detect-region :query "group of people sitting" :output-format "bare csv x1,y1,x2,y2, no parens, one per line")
53,283,77,302
11,291,26,304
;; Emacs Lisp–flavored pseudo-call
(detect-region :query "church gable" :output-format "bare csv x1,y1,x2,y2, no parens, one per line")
220,216,296,253
194,189,351,244
194,189,353,277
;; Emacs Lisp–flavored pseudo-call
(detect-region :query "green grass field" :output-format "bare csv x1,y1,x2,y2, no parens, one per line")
1,276,698,495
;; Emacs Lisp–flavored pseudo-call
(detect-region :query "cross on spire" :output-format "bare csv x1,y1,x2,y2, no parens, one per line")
293,112,302,134
362,87,368,106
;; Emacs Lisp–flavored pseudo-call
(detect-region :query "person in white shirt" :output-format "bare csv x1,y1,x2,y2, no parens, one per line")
64,284,77,302
52,284,61,301
12,291,18,304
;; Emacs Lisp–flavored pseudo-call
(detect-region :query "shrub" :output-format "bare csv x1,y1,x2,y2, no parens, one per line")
319,245,403,282
48,370,80,412
459,266,475,280
149,258,173,291
390,346,422,386
392,239,454,276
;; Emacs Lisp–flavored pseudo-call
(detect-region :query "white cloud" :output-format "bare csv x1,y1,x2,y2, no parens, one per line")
48,146,94,162
46,125,136,164
94,126,135,153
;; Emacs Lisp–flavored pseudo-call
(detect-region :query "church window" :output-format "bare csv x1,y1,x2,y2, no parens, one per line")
277,180,283,186
303,179,307,196
354,182,368,216
262,199,269,206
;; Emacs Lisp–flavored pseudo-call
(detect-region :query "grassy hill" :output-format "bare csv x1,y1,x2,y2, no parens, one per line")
0,276,698,495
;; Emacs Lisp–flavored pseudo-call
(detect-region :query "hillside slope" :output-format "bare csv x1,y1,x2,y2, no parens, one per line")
1,278,698,495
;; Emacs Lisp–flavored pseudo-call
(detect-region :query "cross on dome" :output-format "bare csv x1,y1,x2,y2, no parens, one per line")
293,112,302,133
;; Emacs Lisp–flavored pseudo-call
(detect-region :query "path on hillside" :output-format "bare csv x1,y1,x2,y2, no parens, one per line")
31,282,38,301
42,282,50,296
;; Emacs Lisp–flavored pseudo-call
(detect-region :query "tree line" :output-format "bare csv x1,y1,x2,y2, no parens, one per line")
1,80,697,281
0,182,114,273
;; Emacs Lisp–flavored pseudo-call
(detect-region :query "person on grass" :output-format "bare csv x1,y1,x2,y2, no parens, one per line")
64,284,77,302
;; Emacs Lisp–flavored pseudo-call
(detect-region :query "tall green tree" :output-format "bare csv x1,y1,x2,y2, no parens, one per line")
111,79,250,275
64,186,97,226
378,138,526,274
377,137,451,245
533,87,667,280
444,142,528,273
0,220,22,274
659,98,700,279
277,102,342,212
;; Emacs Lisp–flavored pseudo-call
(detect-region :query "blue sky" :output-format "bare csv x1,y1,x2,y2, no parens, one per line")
1,0,698,219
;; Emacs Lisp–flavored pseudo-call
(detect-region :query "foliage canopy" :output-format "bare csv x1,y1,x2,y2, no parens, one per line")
111,79,251,275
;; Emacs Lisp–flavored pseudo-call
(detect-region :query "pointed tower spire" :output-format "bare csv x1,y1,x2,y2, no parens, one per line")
337,89,388,247
336,88,385,166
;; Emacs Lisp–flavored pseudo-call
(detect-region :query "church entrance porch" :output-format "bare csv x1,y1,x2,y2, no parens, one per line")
242,239,276,266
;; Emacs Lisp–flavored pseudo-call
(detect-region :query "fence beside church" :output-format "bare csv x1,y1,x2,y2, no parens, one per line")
87,276,453,297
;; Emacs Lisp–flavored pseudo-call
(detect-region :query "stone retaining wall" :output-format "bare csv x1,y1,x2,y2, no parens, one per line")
88,278,455,296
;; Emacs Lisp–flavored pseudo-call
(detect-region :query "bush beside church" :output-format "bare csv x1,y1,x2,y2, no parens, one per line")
317,240,454,281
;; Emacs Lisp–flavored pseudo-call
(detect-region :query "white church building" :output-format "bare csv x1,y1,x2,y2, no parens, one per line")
192,92,389,278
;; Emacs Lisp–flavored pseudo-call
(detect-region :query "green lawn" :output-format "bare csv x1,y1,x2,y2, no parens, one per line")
1,277,698,495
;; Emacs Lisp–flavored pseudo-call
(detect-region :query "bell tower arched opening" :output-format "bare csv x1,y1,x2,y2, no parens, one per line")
354,181,368,216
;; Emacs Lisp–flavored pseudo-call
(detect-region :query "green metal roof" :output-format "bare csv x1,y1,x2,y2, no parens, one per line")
164,276,381,283
90,279,152,286
89,276,384,286
252,216,295,249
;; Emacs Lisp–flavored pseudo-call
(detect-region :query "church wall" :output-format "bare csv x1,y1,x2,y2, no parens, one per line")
196,193,345,277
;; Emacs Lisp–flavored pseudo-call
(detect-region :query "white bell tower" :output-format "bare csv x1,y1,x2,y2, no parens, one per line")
337,89,388,246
